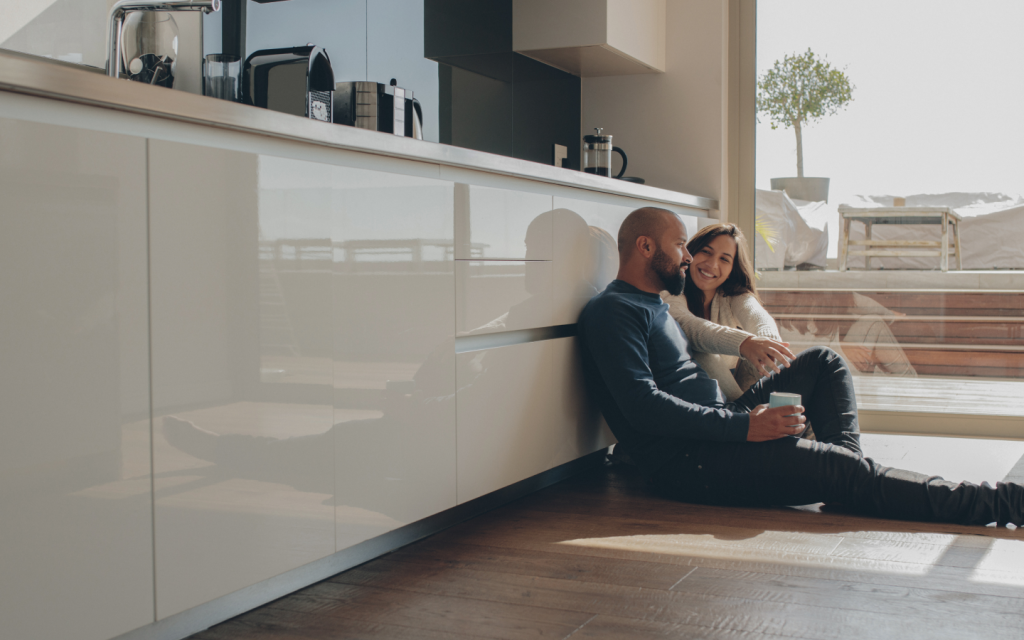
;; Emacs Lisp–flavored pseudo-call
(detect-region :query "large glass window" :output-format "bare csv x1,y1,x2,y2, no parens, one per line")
755,1,1024,424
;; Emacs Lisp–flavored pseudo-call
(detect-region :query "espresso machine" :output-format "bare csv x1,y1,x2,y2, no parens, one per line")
333,79,424,139
242,45,335,122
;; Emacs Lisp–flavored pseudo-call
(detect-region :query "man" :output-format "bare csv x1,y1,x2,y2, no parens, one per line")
578,207,1023,526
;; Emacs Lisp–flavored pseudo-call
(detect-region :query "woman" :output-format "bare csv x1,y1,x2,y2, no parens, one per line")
662,223,782,401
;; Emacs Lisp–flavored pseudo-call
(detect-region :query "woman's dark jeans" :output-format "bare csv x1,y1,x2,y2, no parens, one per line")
653,346,1024,526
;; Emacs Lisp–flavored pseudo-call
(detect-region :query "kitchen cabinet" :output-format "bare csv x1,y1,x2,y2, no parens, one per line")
513,0,666,76
0,119,153,640
455,337,612,503
456,260,554,336
329,164,458,550
149,142,336,619
0,67,716,640
454,183,554,260
551,195,708,325
551,195,636,325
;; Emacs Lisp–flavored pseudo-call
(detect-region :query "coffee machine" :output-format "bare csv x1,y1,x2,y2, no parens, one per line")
242,45,335,122
333,79,424,139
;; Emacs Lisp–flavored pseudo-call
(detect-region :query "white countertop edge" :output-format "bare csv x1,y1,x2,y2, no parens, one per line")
0,51,716,212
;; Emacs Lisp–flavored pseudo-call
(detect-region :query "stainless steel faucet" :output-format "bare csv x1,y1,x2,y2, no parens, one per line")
106,0,222,78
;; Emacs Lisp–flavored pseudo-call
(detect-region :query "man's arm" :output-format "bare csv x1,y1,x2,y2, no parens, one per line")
581,301,749,442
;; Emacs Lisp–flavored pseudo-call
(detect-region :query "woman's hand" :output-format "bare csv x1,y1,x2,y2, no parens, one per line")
747,403,806,441
739,336,795,375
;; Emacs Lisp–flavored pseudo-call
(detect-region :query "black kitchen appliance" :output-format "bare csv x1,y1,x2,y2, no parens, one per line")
333,79,424,139
242,45,334,122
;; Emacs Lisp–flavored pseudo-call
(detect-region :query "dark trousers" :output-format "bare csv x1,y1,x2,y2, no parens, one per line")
653,346,1024,526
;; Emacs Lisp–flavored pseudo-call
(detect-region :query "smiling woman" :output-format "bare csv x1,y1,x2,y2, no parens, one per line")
663,223,784,401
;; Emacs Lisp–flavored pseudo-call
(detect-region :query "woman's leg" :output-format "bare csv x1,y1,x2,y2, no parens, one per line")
732,346,861,455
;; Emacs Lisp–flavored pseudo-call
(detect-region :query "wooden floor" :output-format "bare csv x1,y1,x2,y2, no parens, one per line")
191,435,1024,640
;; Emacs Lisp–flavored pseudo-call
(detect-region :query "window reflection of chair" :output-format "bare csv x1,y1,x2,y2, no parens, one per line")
332,239,488,268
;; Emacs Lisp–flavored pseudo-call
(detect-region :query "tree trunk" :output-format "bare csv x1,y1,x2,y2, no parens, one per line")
794,119,804,178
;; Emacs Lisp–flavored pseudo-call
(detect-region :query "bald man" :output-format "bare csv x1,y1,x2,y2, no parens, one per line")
577,207,1024,527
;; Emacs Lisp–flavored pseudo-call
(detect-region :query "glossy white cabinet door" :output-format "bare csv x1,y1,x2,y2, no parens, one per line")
551,197,635,325
150,143,335,619
455,337,611,503
456,260,554,336
330,167,457,550
454,183,554,260
0,119,153,640
551,196,705,325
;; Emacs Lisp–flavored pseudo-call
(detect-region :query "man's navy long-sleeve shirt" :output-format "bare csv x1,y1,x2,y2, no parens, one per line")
578,279,750,476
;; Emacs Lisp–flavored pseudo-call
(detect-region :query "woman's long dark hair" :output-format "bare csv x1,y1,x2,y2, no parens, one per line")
683,223,758,318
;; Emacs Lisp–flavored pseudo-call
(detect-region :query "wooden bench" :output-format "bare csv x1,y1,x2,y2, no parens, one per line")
837,205,962,271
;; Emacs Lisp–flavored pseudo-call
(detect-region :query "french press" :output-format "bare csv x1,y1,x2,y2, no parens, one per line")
582,128,628,178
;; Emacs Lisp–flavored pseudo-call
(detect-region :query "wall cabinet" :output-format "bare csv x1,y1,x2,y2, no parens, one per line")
513,0,666,76
0,119,153,640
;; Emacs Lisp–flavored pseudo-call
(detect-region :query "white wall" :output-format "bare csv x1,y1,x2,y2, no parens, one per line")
582,0,727,209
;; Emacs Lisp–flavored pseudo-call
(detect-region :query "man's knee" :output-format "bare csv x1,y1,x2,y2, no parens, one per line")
796,345,842,367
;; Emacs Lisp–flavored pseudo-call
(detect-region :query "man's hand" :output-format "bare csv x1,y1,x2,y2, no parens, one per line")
739,337,795,376
747,403,806,442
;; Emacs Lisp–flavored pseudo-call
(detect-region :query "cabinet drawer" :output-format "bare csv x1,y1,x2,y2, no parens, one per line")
456,337,613,503
455,184,554,260
456,260,554,336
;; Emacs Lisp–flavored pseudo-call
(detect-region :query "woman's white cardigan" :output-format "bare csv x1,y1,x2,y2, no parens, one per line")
661,291,782,401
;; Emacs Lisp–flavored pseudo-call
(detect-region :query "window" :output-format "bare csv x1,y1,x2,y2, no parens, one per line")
755,0,1024,435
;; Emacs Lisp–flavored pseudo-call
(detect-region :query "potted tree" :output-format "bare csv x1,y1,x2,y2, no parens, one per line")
758,49,854,202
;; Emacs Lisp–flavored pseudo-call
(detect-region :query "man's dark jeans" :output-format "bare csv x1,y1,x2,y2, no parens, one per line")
653,346,1024,526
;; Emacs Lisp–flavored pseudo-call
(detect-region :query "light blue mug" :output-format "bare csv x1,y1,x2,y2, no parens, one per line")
769,391,802,414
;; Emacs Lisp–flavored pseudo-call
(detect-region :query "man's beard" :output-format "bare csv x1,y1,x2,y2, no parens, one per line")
652,247,686,296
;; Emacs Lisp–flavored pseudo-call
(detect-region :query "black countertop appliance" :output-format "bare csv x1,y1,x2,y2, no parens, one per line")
333,79,423,139
242,45,335,122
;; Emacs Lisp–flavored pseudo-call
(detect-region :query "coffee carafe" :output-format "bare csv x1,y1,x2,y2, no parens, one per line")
583,128,627,179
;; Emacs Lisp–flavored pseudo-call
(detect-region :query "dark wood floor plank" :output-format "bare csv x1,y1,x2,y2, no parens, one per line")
368,551,1024,635
192,606,484,640
387,536,696,590
673,566,1024,626
571,614,790,640
329,558,1020,640
425,508,1024,600
262,580,591,639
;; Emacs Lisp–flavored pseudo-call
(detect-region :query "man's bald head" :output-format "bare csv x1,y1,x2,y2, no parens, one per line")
617,207,680,258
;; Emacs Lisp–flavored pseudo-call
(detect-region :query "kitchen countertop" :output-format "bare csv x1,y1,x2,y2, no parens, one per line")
0,51,717,212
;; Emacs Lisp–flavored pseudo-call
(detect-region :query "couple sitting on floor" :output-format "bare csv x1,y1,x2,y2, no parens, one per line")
579,207,1024,527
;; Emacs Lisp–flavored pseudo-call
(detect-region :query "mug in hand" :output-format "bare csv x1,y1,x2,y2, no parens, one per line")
769,391,801,415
